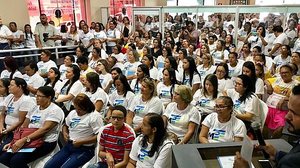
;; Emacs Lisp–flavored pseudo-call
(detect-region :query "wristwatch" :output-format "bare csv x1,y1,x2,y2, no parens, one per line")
25,136,31,143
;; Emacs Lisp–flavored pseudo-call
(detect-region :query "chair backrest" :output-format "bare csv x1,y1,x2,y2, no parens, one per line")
259,99,268,128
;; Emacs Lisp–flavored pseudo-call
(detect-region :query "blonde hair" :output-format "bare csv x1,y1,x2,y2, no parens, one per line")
175,85,193,104
142,77,157,98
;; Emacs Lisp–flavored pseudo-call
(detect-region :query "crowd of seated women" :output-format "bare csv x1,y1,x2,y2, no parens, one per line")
0,11,300,168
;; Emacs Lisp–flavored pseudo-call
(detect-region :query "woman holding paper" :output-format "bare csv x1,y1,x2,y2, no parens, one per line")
199,96,246,143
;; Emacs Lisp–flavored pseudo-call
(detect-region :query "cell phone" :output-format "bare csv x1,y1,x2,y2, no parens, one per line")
258,160,273,168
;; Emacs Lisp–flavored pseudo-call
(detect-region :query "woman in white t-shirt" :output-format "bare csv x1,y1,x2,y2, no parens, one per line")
127,113,173,168
214,63,234,93
157,68,178,107
163,85,201,144
0,56,23,80
224,74,260,138
197,53,216,86
106,74,134,121
55,64,83,112
45,93,103,168
199,96,246,143
157,56,179,82
127,78,163,133
44,67,63,96
0,86,64,167
156,46,172,71
124,49,141,81
192,74,220,116
82,72,108,116
96,59,112,92
89,47,102,70
130,64,150,94
242,61,264,99
59,55,75,80
0,78,36,151
0,78,10,110
142,55,159,80
178,57,201,95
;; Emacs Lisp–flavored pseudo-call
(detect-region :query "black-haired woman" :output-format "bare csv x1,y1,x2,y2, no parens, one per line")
82,72,108,116
55,64,83,113
127,113,173,168
179,57,201,94
45,93,103,168
157,68,177,107
0,86,64,167
192,74,220,115
0,77,36,151
106,74,135,121
130,64,150,94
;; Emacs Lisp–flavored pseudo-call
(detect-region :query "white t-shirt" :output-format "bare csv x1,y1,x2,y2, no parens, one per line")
202,113,246,143
24,32,36,48
11,30,24,49
273,55,291,74
264,33,276,55
99,73,112,90
109,90,135,110
124,62,141,77
59,80,83,110
129,135,173,168
65,110,103,146
59,64,68,80
23,72,45,89
129,95,163,128
27,103,64,142
82,87,108,115
0,70,23,79
65,32,79,46
0,25,12,43
37,60,58,75
226,89,260,124
156,82,174,106
218,78,234,92
255,78,264,95
79,31,94,52
111,53,125,63
3,94,36,129
149,67,159,80
272,33,289,56
163,102,201,139
178,73,201,88
212,50,229,64
106,28,121,47
191,89,222,115
156,56,165,71
197,65,216,85
130,79,141,94
227,60,244,78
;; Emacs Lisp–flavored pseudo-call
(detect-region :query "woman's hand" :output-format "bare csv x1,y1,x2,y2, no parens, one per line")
12,138,26,153
2,143,11,151
72,140,82,148
63,131,69,142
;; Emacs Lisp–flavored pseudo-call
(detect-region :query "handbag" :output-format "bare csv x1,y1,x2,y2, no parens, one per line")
10,128,44,148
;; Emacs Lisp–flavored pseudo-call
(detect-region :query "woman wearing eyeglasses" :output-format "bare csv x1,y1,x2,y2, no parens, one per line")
214,63,234,93
265,64,298,138
223,74,260,138
199,96,246,143
127,78,163,133
45,93,103,168
163,85,200,144
0,86,64,167
197,53,216,86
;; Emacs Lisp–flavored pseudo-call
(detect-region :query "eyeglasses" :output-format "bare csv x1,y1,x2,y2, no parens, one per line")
214,105,231,110
233,81,243,86
110,116,124,121
36,94,47,98
216,70,225,74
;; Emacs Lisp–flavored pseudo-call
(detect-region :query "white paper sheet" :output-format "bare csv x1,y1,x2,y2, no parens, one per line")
241,136,254,168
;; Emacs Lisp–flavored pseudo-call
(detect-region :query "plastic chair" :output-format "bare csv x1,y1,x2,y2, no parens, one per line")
28,144,60,168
